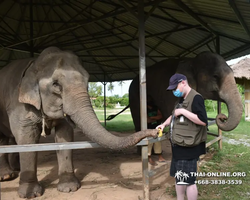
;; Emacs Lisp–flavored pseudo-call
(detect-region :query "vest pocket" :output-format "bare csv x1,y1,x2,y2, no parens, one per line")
173,130,196,146
172,124,202,147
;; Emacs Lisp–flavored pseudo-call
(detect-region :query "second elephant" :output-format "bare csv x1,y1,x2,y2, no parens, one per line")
129,51,243,132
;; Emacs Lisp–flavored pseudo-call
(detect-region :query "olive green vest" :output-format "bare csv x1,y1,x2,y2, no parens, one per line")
171,89,207,147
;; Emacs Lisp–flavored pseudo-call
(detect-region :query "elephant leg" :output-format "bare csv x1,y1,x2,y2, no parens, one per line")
8,137,20,171
55,120,81,193
11,123,43,199
0,133,17,181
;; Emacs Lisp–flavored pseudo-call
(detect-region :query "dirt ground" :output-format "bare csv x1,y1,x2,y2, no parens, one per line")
1,129,176,200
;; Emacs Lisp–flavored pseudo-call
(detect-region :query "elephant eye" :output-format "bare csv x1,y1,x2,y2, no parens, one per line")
53,81,59,87
213,74,218,80
52,81,62,94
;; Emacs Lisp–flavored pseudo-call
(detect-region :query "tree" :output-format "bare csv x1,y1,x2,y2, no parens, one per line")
88,82,102,98
118,81,125,97
122,93,129,98
120,96,129,106
108,82,114,95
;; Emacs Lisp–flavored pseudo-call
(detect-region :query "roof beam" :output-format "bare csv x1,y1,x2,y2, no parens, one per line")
179,35,215,57
75,25,200,53
194,26,250,44
144,0,162,21
0,2,127,50
36,0,97,47
216,31,250,44
118,0,138,19
4,0,159,51
222,43,250,59
228,0,250,38
73,1,138,76
53,2,114,82
172,0,217,36
147,25,180,56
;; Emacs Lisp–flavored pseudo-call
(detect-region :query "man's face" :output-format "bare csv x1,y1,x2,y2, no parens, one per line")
173,80,184,92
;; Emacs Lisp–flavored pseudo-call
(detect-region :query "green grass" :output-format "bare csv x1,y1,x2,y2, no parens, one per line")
197,115,250,200
94,107,135,132
94,108,250,199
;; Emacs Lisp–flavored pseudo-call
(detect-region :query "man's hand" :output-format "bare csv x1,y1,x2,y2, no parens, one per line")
156,124,165,130
174,108,185,117
175,108,206,126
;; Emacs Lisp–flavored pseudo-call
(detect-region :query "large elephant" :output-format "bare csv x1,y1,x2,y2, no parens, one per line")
0,47,157,198
129,51,243,132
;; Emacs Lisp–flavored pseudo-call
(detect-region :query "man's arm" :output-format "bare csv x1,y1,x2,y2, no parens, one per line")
156,115,172,130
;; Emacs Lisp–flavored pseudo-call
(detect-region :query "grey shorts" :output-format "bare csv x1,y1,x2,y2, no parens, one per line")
170,158,198,185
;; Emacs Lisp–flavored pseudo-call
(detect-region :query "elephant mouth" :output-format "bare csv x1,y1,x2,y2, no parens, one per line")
64,114,76,128
217,113,228,123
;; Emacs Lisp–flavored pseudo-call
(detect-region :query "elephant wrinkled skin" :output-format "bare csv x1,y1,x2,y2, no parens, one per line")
0,47,157,198
129,51,243,132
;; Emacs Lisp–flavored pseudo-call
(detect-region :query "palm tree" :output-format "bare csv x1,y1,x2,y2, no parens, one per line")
174,170,183,181
108,82,114,95
182,172,189,182
175,170,190,184
118,81,125,97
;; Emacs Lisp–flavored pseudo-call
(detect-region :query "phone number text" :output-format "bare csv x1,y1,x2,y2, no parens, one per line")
195,180,242,185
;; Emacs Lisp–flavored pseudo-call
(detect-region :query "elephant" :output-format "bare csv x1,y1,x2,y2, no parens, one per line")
0,47,157,198
128,51,243,132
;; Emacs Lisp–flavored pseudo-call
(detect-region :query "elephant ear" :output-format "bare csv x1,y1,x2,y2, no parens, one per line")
19,61,41,110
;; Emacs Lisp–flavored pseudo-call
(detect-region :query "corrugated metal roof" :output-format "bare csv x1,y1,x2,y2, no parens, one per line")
1,0,250,82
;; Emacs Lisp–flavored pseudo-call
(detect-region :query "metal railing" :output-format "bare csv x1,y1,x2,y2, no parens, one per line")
0,119,221,200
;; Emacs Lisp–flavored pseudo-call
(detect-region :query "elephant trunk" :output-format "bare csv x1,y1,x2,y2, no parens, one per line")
63,86,157,150
216,74,243,131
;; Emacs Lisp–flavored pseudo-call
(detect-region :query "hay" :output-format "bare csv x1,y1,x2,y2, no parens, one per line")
230,58,250,80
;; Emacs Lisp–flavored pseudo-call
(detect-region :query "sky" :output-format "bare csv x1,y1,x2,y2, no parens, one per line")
97,54,250,97
98,80,132,97
226,54,250,65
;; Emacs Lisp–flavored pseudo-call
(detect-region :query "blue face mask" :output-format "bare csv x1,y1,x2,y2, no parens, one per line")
173,89,183,97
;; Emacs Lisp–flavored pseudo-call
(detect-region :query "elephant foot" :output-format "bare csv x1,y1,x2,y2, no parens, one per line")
18,182,44,199
57,173,81,193
0,167,18,181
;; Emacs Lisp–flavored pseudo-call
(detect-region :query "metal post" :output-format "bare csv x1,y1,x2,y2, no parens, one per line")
138,0,147,132
138,1,149,199
104,74,107,127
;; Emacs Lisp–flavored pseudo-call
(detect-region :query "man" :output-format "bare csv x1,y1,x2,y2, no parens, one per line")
147,95,166,166
157,73,207,200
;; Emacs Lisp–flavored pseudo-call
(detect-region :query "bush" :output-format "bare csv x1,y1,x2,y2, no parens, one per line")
205,84,244,115
92,95,129,108
205,100,216,112
106,104,115,109
120,97,129,106
94,96,104,108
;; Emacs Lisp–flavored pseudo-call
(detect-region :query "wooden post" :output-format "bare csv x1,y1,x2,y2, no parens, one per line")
141,145,149,200
138,1,149,199
217,101,222,149
216,37,222,150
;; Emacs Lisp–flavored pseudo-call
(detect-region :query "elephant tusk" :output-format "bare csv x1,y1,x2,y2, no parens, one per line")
41,117,47,138
64,113,76,128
